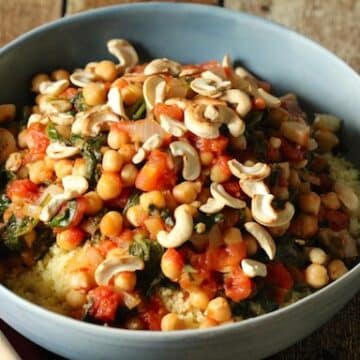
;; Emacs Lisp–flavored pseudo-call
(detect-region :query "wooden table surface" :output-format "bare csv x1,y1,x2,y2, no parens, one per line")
0,1,359,359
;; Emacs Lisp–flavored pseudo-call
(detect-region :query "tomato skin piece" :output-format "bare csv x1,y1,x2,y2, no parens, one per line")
280,138,305,162
24,123,49,162
6,179,39,202
325,210,350,231
96,239,117,258
135,150,176,192
224,266,253,302
192,135,229,155
214,155,232,176
154,104,184,122
139,296,167,331
266,262,294,290
222,181,242,198
88,286,122,323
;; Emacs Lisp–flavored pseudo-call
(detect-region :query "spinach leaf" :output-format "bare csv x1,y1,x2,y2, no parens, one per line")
48,200,77,228
275,235,307,267
123,190,141,214
70,92,89,112
32,226,55,260
0,215,38,252
193,212,224,232
160,208,174,227
129,236,164,296
0,194,10,217
46,122,67,143
128,98,146,120
0,168,16,190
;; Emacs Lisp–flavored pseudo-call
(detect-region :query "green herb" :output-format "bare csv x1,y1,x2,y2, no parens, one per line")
0,168,16,190
0,215,38,252
46,122,68,143
129,237,164,296
0,194,10,217
70,92,89,112
48,200,77,228
123,190,141,214
194,212,224,232
275,235,307,267
32,226,55,260
129,98,146,120
160,208,175,227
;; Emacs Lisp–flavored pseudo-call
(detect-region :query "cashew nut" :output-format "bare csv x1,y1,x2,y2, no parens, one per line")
39,79,69,96
157,204,194,248
203,104,220,122
241,259,267,277
143,75,166,111
46,142,80,159
159,114,187,137
27,114,48,127
144,58,182,76
184,104,221,139
313,114,341,132
228,159,271,181
132,134,163,164
200,182,246,214
179,67,202,78
334,182,359,211
165,97,192,110
49,113,74,126
5,152,22,172
94,256,144,286
39,98,72,115
244,221,276,260
190,77,230,98
257,88,281,108
218,105,245,137
70,70,97,88
107,39,139,71
221,89,252,117
170,141,201,181
251,194,295,227
239,179,269,198
222,54,232,69
107,86,127,118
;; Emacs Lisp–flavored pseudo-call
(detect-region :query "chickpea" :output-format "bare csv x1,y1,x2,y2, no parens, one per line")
291,214,318,239
210,164,231,183
83,83,107,106
17,166,29,179
328,259,348,281
51,69,70,81
140,191,166,211
68,269,93,291
161,249,183,281
172,181,201,204
94,60,118,82
161,313,185,331
314,129,339,153
31,73,50,92
114,271,136,292
17,129,28,148
230,135,247,151
83,191,103,215
206,297,232,323
200,151,214,166
66,289,87,308
56,229,85,251
321,192,341,210
124,317,145,330
121,163,138,187
189,289,210,311
199,317,218,329
56,124,71,139
289,169,301,189
72,158,88,177
54,159,73,179
0,104,16,122
121,84,143,106
308,247,328,265
99,211,123,237
305,264,329,288
27,160,53,184
223,227,243,245
118,144,136,163
107,128,129,150
243,233,258,256
96,173,123,200
102,149,123,172
126,205,148,227
44,156,56,171
298,192,321,215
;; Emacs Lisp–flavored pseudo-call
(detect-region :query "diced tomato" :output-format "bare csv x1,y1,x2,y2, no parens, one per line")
60,87,78,100
191,135,229,155
199,60,221,71
280,138,305,162
214,155,232,176
6,179,39,202
266,262,294,304
154,103,184,122
69,197,87,227
266,143,280,162
135,150,176,191
88,286,122,323
96,240,117,258
162,248,184,274
325,210,350,231
113,229,134,247
23,123,50,163
222,180,242,198
224,266,253,302
206,242,247,273
253,97,266,110
105,187,133,209
57,227,86,249
111,78,129,89
139,296,167,331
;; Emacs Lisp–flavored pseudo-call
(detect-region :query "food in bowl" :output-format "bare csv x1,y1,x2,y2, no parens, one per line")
0,39,359,331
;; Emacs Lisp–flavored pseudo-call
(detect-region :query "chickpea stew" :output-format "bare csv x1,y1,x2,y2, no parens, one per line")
1,39,359,331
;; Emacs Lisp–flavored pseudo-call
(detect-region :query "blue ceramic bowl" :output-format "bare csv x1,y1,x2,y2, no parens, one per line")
0,3,359,360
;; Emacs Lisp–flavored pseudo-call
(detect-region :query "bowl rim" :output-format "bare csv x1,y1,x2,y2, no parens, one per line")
0,1,359,340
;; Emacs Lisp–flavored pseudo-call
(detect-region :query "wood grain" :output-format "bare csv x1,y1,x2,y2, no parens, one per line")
66,0,219,14
224,0,360,72
0,0,62,47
